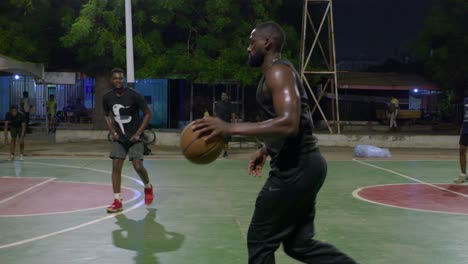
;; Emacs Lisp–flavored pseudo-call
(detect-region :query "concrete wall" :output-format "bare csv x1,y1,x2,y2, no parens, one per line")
56,130,460,149
55,130,182,147
315,134,459,149
56,130,109,143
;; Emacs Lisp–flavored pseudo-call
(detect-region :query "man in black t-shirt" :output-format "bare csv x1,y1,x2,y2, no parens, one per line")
214,92,236,157
4,105,26,161
454,90,468,183
103,68,154,213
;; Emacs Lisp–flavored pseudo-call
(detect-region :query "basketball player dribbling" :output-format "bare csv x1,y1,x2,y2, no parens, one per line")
193,22,357,264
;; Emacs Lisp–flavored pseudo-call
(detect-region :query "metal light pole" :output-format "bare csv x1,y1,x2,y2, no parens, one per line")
125,0,135,88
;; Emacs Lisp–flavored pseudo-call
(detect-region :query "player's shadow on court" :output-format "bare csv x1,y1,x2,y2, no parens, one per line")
112,208,185,264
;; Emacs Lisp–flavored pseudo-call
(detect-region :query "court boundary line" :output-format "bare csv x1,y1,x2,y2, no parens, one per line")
0,200,144,249
0,160,145,249
352,159,468,198
0,181,141,217
21,156,459,161
352,183,468,216
22,161,144,186
0,178,56,205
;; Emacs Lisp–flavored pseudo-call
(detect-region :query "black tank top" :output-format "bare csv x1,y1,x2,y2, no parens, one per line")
256,59,318,170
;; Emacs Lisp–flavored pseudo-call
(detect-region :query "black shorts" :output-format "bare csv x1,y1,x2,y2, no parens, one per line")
10,127,24,138
110,141,144,161
460,134,468,146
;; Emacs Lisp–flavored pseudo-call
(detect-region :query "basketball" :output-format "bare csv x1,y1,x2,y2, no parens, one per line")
180,122,224,164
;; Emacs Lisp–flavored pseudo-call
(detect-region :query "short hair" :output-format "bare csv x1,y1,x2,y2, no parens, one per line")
23,91,29,97
10,105,18,111
255,21,286,52
111,68,125,76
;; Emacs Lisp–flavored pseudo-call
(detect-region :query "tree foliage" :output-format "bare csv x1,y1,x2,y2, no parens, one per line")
0,0,83,67
62,0,300,84
413,0,468,102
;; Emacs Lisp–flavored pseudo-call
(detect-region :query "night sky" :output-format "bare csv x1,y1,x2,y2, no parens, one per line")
332,0,435,60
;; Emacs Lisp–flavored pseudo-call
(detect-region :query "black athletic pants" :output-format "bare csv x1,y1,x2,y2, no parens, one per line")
247,151,357,264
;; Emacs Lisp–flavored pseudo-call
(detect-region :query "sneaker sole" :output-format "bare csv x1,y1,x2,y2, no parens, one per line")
106,208,123,213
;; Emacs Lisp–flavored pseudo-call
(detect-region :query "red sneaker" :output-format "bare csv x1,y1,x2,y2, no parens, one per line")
107,199,123,213
144,184,154,205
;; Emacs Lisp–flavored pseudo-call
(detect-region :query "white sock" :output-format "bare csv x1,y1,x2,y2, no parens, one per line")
114,193,122,201
145,183,152,188
461,173,466,177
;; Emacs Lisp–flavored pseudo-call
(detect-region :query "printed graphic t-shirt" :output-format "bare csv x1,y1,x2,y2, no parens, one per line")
102,88,148,139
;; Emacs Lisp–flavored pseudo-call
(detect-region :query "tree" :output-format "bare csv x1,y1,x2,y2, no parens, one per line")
413,0,468,119
0,0,82,68
61,0,300,128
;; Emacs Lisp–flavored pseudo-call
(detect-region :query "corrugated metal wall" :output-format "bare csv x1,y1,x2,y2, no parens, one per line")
0,77,10,119
9,76,46,118
56,83,85,111
135,79,168,128
7,75,85,119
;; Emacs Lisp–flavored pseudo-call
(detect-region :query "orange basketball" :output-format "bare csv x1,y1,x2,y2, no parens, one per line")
180,122,224,164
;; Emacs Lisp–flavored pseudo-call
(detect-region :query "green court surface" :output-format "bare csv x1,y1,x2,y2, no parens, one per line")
1,157,467,264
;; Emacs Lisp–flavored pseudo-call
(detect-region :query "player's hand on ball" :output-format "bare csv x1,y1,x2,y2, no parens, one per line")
192,117,231,141
248,148,267,177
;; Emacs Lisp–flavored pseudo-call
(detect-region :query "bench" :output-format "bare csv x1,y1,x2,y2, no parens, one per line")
376,109,422,125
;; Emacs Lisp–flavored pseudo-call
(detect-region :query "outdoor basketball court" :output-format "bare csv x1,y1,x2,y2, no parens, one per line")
1,154,467,264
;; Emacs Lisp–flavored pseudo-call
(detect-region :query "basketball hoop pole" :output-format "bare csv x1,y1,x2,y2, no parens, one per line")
125,0,135,88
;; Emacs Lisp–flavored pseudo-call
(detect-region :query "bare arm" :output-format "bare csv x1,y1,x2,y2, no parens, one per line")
230,64,300,137
128,108,153,142
193,64,300,139
20,122,26,139
104,112,116,134
134,108,153,137
4,121,8,139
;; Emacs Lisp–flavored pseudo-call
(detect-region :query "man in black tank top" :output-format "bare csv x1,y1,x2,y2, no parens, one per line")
193,22,356,264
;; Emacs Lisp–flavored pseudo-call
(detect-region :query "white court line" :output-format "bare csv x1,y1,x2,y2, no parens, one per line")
22,156,185,161
0,200,144,249
348,159,457,162
353,159,468,198
0,184,141,218
0,160,146,248
352,158,468,199
22,161,144,186
0,178,56,205
352,184,468,216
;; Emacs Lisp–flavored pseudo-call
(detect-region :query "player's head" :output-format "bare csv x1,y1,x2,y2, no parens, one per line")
221,92,228,101
111,68,125,89
247,21,286,67
49,94,55,100
9,105,18,116
23,91,28,98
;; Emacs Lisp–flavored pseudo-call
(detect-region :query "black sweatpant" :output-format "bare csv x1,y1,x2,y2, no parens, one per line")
247,151,357,264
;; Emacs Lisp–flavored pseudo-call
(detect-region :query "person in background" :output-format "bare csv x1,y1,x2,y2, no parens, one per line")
214,92,236,158
454,90,468,183
388,95,399,131
4,105,26,161
21,91,31,132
